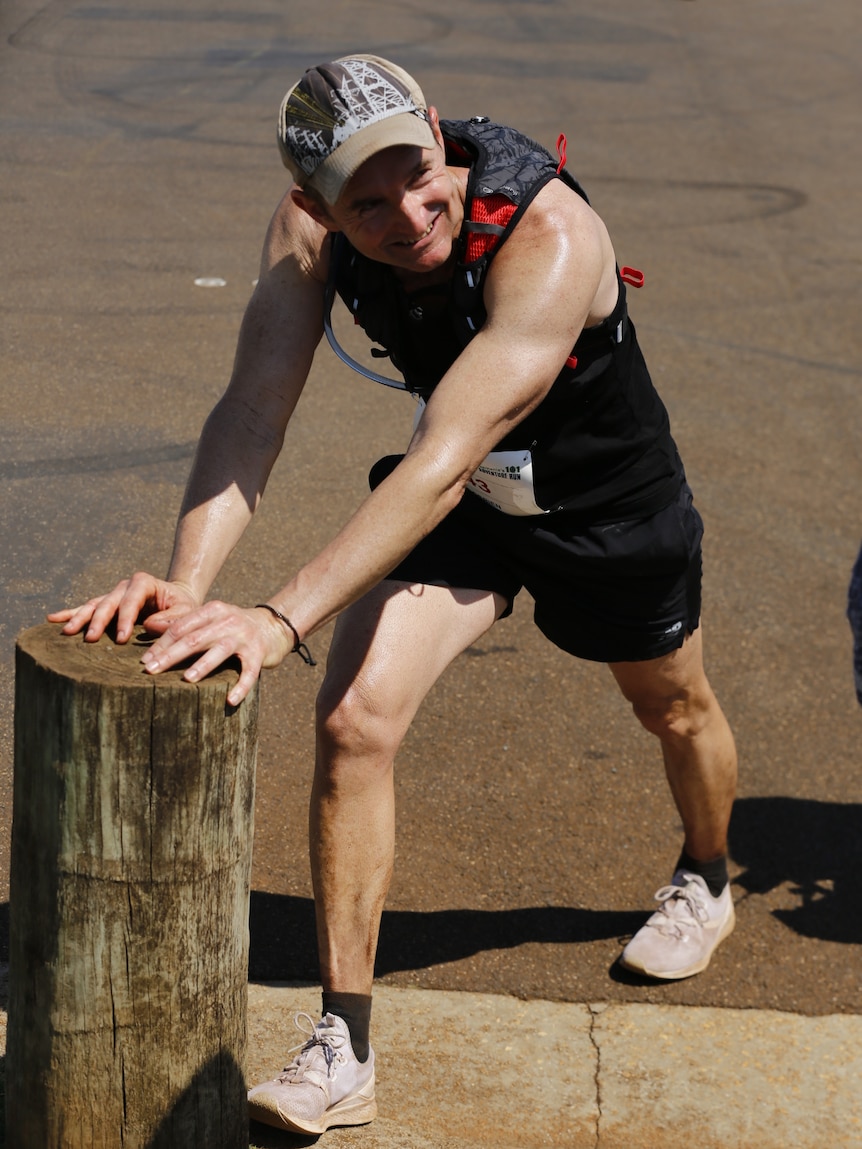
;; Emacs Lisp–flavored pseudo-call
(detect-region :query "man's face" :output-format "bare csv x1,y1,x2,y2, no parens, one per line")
324,129,463,278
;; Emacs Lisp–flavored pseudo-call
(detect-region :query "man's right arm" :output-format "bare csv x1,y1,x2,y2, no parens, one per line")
49,192,330,642
163,196,329,604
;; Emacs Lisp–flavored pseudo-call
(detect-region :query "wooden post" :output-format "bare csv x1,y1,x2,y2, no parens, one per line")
6,622,259,1149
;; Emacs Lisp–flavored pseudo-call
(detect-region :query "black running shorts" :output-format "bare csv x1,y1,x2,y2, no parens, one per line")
370,456,703,664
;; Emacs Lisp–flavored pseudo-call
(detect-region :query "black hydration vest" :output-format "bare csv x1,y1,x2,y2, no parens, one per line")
328,118,684,523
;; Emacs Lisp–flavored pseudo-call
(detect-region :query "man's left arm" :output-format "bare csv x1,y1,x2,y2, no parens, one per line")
274,180,618,619
141,182,616,697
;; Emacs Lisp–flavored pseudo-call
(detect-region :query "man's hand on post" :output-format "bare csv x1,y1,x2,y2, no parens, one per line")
47,573,201,644
139,602,294,706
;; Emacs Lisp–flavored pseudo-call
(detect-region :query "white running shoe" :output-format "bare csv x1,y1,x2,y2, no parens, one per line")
247,1012,377,1135
619,870,735,980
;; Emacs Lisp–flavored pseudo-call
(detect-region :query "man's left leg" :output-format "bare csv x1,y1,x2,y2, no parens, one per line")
609,627,738,979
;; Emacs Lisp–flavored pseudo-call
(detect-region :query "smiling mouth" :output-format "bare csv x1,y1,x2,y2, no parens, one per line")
395,215,439,246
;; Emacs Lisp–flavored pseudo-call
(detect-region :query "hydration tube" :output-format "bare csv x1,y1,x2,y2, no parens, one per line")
322,243,410,392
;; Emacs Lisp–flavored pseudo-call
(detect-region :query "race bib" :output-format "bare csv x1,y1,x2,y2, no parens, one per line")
412,401,547,516
467,449,546,515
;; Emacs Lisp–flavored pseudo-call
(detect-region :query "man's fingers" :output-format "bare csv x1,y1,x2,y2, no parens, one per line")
85,583,137,642
139,605,268,705
140,608,230,674
49,576,199,645
46,608,77,624
227,665,259,707
112,572,171,641
47,582,134,639
142,605,193,636
48,597,110,636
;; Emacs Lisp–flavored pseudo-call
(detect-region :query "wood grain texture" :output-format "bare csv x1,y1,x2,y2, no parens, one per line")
7,623,259,1148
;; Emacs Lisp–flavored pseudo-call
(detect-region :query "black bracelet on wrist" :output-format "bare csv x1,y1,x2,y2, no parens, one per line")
255,604,316,666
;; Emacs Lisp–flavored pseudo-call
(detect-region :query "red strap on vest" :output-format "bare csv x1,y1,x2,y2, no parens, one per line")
556,133,567,174
464,194,517,263
620,265,645,288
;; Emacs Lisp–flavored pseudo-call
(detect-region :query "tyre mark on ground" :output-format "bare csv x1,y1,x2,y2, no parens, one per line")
1,441,197,480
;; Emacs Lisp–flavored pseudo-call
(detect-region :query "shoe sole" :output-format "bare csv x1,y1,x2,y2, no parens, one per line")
248,1077,378,1136
619,902,736,981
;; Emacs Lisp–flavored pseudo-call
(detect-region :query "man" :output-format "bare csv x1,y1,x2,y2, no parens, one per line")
50,55,737,1137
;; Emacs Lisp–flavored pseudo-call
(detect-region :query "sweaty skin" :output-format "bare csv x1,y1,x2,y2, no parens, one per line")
50,107,618,705
50,102,737,1002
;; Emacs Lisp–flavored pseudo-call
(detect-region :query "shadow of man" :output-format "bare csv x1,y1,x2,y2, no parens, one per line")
247,893,645,982
729,795,862,944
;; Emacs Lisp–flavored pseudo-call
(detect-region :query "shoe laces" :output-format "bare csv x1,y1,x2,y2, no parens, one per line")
648,880,710,938
275,1013,348,1085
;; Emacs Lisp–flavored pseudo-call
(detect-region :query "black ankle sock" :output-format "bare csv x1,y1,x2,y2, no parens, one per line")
322,992,372,1063
676,849,728,899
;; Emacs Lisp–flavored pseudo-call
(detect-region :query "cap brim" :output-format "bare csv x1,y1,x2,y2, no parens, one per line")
310,111,436,205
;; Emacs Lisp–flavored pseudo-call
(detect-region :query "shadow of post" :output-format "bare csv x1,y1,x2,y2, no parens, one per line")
145,1051,247,1149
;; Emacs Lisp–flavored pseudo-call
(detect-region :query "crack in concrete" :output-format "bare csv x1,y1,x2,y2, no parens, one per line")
588,1003,605,1147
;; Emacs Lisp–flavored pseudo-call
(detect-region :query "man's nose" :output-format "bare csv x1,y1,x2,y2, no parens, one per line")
397,193,428,235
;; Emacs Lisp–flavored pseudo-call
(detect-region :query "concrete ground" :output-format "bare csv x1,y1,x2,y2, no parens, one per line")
1,0,860,1144
246,983,862,1149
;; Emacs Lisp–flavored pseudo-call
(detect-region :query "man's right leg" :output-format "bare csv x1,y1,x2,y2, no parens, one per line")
248,578,504,1135
312,577,505,995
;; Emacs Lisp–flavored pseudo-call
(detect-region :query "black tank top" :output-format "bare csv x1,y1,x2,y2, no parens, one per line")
333,119,684,523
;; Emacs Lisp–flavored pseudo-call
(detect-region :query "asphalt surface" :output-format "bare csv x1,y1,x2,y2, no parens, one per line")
1,0,860,1144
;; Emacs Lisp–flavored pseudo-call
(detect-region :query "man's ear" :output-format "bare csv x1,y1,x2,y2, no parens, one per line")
427,106,445,150
290,185,338,230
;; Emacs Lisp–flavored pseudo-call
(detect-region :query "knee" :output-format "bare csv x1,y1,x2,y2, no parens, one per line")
315,673,404,770
628,687,713,742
